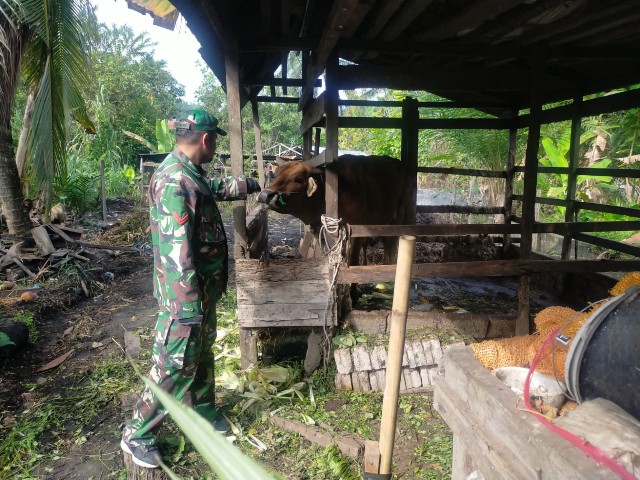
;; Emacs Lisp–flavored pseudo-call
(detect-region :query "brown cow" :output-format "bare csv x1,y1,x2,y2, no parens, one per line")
257,155,409,264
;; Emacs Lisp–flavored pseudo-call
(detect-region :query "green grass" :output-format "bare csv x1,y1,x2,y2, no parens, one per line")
0,355,139,479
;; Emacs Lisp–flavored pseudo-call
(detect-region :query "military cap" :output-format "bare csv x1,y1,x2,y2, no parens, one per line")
175,109,227,136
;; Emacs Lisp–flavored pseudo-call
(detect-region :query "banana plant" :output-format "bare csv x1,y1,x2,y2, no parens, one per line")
122,118,174,153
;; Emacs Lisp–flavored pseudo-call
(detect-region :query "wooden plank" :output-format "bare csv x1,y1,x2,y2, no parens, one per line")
300,92,325,134
435,347,621,479
337,259,640,284
246,206,268,259
314,128,321,156
359,0,405,40
416,205,504,215
418,166,507,178
364,440,381,474
237,303,334,327
235,258,330,282
237,278,331,304
299,0,360,108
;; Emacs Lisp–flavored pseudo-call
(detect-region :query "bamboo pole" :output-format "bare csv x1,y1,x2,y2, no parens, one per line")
378,235,416,475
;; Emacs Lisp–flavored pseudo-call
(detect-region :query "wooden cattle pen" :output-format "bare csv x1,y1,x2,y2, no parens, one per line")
157,0,640,354
135,0,640,477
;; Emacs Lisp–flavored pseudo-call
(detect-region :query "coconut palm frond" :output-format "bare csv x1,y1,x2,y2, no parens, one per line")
23,0,93,210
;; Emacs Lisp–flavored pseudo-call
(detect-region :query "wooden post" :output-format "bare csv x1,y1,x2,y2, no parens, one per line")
240,328,258,368
401,97,419,225
324,51,339,221
302,130,312,161
503,111,518,256
561,96,583,260
378,236,416,475
251,99,266,188
314,127,321,156
225,33,248,259
517,49,545,336
101,159,107,222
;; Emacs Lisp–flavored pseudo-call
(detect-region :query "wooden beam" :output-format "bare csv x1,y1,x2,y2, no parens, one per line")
350,224,519,237
413,0,528,42
401,97,419,224
503,110,518,255
573,233,640,258
512,194,640,218
561,96,582,260
418,166,507,178
416,205,504,215
300,92,325,134
378,0,434,41
299,0,360,108
336,64,568,93
517,88,640,127
517,48,545,336
324,52,339,220
359,0,406,41
304,150,326,168
225,33,248,259
338,259,640,284
255,95,300,104
242,77,321,87
338,117,513,130
251,99,266,188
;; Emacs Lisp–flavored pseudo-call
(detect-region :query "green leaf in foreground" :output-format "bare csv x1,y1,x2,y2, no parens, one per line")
143,377,275,480
0,332,15,347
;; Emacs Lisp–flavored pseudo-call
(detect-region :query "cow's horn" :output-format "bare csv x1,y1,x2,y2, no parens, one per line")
307,177,317,197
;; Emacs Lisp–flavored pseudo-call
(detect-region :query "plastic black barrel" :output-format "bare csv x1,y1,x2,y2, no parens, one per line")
565,285,640,420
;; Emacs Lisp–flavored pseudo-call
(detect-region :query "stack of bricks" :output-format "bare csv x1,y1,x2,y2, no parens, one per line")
334,338,461,392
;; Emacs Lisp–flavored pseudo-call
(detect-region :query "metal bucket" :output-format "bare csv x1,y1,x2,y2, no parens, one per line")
565,285,640,420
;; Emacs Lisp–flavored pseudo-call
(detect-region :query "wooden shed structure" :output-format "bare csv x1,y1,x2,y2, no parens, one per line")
134,0,640,361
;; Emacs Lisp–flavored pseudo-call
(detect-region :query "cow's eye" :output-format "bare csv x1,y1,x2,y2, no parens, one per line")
294,176,304,183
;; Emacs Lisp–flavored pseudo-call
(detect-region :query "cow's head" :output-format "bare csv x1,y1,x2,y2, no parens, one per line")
257,161,325,227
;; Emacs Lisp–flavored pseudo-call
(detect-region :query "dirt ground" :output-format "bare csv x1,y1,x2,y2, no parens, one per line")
0,204,531,479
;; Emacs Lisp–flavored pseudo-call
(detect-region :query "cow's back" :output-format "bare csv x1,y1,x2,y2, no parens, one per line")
332,155,408,226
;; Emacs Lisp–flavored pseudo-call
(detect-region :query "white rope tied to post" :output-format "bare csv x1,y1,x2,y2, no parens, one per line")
318,214,347,374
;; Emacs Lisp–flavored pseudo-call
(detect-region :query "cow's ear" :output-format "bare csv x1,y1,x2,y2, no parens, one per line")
307,177,318,197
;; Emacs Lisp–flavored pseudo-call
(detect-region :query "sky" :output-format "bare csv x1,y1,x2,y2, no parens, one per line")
92,0,205,102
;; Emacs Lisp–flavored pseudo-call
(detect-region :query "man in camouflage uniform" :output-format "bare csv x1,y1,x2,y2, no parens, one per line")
121,109,260,469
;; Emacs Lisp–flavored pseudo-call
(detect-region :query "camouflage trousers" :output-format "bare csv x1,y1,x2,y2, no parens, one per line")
122,306,218,447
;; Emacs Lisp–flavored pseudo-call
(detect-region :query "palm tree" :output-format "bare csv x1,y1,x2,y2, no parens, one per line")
0,0,93,235
0,3,31,235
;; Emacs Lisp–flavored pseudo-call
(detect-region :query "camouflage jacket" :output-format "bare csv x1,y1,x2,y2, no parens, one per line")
149,148,251,321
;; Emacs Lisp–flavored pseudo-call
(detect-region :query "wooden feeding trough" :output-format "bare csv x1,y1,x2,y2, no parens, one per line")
235,256,337,368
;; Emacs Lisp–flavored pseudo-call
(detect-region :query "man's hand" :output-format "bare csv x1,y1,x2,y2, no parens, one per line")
246,177,261,194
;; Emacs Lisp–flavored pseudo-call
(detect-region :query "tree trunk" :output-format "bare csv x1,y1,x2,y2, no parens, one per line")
0,128,31,235
15,86,38,179
0,22,32,236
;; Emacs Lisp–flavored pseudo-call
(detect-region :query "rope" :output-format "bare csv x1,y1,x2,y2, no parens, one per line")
318,214,346,374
